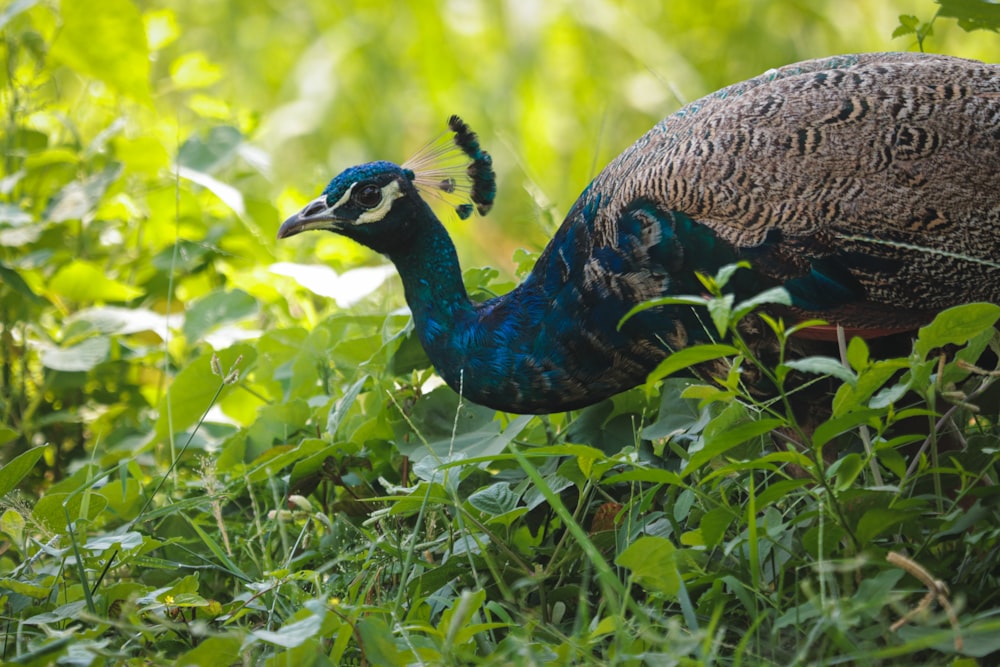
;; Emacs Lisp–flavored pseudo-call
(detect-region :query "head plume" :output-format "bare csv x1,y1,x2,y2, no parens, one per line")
403,115,496,220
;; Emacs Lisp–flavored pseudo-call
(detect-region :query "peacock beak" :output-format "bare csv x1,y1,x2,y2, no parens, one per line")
277,195,340,239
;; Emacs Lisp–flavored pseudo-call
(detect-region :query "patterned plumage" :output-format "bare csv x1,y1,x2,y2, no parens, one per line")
279,52,1000,414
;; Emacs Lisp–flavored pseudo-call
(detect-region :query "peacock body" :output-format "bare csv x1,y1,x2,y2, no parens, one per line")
279,52,1000,414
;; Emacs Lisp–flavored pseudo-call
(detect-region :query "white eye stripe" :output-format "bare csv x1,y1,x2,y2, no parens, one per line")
355,180,403,225
331,184,354,211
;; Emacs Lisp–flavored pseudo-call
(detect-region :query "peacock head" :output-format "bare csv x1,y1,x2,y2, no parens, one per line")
278,116,496,255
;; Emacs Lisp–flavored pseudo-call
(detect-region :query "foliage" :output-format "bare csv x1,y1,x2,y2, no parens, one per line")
895,0,1000,50
1,0,999,665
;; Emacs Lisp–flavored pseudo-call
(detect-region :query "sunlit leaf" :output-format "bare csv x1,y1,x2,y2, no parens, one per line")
270,262,395,307
0,0,38,31
170,51,223,89
32,492,108,533
67,306,177,337
782,356,857,384
39,337,110,372
0,263,43,304
182,289,259,344
84,531,143,552
177,166,246,217
178,126,243,173
616,536,679,597
0,447,45,498
48,260,144,303
645,344,740,386
914,303,1000,360
43,164,123,223
176,636,244,665
154,344,256,442
49,0,151,102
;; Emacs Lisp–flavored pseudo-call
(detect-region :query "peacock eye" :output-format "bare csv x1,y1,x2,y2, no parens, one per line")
353,183,382,209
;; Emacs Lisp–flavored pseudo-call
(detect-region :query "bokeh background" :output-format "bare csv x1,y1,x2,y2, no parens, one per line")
162,0,998,275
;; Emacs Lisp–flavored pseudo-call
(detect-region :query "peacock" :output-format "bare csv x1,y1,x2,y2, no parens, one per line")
278,52,1000,414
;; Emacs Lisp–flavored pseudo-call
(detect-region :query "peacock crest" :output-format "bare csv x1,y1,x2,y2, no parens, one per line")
402,115,496,220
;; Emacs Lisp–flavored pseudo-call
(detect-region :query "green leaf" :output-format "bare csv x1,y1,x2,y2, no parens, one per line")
32,492,108,532
245,400,311,459
43,164,123,222
66,306,173,336
0,447,45,498
468,482,519,516
646,344,740,385
0,0,40,32
699,506,733,548
832,360,907,417
642,379,708,441
250,602,325,648
48,260,144,303
707,293,735,336
812,409,881,449
914,303,1000,360
21,600,88,625
83,531,144,552
937,0,1000,31
731,286,792,322
713,262,751,289
618,294,706,328
1,508,25,545
394,388,530,464
355,617,406,664
892,14,918,37
178,126,244,173
856,508,920,543
829,453,864,491
177,636,244,666
39,336,110,372
182,289,259,343
0,427,15,447
846,336,870,371
183,515,251,582
0,577,53,598
782,356,857,385
683,417,783,476
616,535,679,597
326,375,367,436
0,262,44,304
154,344,256,442
49,0,151,103
0,210,42,245
170,52,223,90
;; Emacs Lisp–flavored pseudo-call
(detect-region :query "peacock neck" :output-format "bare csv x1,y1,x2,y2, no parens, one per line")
385,201,689,414
388,218,476,345
386,216,486,397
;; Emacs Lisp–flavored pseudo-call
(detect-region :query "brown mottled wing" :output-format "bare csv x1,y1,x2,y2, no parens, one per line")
598,52,1000,329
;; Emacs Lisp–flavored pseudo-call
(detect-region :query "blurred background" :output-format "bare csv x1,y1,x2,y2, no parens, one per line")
157,0,999,275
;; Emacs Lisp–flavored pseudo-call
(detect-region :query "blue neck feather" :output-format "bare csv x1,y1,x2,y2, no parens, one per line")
388,193,739,413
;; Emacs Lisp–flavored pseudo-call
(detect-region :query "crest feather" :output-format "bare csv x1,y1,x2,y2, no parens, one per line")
403,115,496,220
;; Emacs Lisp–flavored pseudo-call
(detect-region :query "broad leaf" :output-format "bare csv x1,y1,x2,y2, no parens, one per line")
616,536,679,597
50,0,151,102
